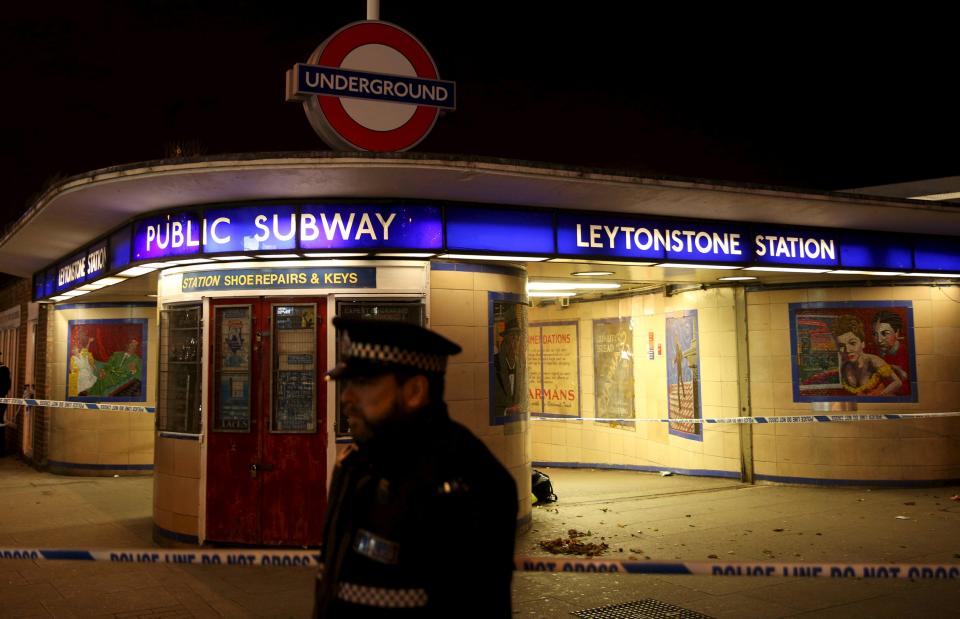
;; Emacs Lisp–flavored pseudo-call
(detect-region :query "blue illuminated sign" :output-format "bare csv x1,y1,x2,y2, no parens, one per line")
446,207,553,254
914,237,960,272
133,212,202,262
556,214,746,263
110,227,132,271
840,232,912,270
299,204,441,251
751,227,839,267
31,200,960,301
202,205,298,253
86,241,107,279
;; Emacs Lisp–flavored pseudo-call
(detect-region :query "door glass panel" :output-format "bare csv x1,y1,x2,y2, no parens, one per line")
213,306,252,432
272,304,317,433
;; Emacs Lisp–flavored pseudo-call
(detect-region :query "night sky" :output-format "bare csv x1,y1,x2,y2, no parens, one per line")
2,3,957,234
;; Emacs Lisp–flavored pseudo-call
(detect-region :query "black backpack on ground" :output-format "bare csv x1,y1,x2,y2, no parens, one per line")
531,469,557,504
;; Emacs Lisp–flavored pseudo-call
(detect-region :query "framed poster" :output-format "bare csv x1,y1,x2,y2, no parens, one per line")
529,321,580,417
666,310,702,440
790,301,917,402
216,374,251,431
593,317,634,424
66,319,147,402
219,307,251,371
490,296,528,425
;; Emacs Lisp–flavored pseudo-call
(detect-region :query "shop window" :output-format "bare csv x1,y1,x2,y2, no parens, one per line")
334,300,423,436
158,304,202,433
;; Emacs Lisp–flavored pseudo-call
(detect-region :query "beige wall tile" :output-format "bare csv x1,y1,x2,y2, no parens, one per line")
431,325,479,362
171,513,199,536
154,506,175,531
720,356,739,383
429,269,474,290
931,299,960,329
698,306,719,333
473,291,489,326
699,381,721,407
60,431,99,464
430,288,475,326
172,476,199,517
769,303,790,331
913,299,932,328
474,272,526,293
748,329,773,359
173,439,201,479
747,304,771,331
703,434,723,457
720,382,739,408
129,450,153,466
750,382,773,410
933,331,960,357
155,472,175,512
444,362,476,401
914,327,934,356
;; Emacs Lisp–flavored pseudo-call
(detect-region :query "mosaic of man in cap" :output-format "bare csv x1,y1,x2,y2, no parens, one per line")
493,317,523,417
315,317,518,618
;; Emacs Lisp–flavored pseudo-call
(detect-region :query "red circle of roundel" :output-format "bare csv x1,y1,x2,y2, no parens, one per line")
314,21,440,152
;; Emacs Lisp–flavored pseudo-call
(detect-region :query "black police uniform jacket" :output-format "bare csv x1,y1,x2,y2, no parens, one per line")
314,402,518,617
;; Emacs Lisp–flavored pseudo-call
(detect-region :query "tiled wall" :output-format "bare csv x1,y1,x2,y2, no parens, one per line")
154,435,200,539
47,304,157,476
749,286,960,483
529,288,743,477
429,264,532,525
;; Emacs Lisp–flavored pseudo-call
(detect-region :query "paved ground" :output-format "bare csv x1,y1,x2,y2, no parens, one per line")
1,457,959,618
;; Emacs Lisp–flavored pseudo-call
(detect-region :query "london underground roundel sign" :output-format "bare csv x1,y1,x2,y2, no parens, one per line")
285,21,456,152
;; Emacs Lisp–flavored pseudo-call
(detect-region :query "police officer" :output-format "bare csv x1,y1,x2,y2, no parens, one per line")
315,318,518,617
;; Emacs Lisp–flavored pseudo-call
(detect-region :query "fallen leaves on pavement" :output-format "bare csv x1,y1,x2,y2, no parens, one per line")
538,529,610,557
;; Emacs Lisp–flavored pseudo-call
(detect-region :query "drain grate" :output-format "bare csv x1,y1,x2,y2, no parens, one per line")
572,598,714,619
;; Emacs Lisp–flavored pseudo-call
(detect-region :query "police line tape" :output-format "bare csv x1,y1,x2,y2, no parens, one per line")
515,558,960,579
0,397,155,413
2,397,959,423
0,548,958,579
532,411,960,424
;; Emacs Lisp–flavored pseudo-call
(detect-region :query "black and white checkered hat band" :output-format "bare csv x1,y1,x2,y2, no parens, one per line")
337,582,428,608
344,340,447,373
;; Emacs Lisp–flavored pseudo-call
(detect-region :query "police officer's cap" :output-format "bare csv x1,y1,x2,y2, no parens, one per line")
326,318,462,381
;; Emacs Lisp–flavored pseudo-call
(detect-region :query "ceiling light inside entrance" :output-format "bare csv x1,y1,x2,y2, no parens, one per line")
438,254,548,262
527,282,621,291
528,291,576,298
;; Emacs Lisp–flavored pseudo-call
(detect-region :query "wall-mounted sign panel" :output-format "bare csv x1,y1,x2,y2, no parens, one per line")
55,250,89,293
54,242,107,293
299,204,442,251
32,200,960,301
914,237,960,272
202,205,299,253
110,227,133,271
839,232,913,270
750,226,839,267
133,212,202,262
180,267,376,292
557,213,748,263
447,207,554,254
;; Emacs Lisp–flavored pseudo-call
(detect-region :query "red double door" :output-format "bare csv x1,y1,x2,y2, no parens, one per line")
206,298,327,546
